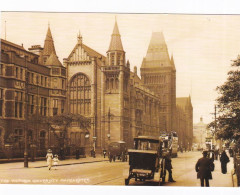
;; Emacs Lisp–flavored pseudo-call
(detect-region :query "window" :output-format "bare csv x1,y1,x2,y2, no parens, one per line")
15,91,23,118
15,67,19,78
40,97,47,116
53,99,58,116
36,75,39,85
62,79,64,89
61,100,65,114
117,54,121,65
45,77,47,87
0,64,3,75
0,89,3,116
31,73,34,83
20,68,23,80
110,54,114,65
41,76,44,86
69,73,91,115
28,95,34,115
52,68,60,75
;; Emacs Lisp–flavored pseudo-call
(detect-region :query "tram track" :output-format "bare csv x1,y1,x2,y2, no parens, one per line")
92,176,123,185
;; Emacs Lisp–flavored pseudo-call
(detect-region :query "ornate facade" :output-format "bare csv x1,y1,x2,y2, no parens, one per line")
0,20,193,157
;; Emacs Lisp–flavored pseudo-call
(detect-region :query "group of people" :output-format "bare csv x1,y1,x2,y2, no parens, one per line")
195,149,230,187
46,149,59,170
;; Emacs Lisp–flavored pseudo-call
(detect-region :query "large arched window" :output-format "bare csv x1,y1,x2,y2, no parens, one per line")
70,73,91,116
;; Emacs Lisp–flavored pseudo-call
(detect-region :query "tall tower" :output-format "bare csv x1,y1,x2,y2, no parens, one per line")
141,32,176,132
102,19,130,146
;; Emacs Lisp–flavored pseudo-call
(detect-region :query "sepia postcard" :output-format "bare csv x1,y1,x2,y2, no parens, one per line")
0,10,240,193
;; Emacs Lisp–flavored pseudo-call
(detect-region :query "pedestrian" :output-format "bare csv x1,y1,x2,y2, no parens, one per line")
162,152,176,183
103,149,107,158
60,147,65,160
53,154,59,170
214,149,219,160
220,150,230,174
195,150,214,187
46,149,53,170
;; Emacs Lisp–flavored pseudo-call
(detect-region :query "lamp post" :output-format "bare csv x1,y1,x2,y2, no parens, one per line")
24,71,29,168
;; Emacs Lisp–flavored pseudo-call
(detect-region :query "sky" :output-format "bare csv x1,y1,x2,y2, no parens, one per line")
1,12,240,124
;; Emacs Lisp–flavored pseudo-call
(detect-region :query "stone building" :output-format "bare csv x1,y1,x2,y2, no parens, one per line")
193,117,208,149
64,21,161,152
0,25,67,158
176,96,193,150
0,19,193,157
141,32,176,132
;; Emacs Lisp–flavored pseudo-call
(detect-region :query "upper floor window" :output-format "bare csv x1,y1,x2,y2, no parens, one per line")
0,89,3,117
0,64,3,75
15,91,23,118
53,99,58,116
69,73,91,115
15,67,19,78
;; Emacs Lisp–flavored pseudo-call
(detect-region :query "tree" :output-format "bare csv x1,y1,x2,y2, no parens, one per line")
29,113,91,148
209,55,240,146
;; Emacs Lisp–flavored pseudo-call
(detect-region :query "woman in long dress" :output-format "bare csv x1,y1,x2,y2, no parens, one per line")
220,150,230,174
46,149,53,170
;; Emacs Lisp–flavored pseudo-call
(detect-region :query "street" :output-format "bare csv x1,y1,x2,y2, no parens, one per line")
0,151,234,186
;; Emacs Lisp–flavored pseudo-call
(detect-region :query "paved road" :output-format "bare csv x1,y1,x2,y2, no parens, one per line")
0,151,234,186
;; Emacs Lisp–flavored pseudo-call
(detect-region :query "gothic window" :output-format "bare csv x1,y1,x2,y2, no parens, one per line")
53,99,58,116
117,54,121,65
70,73,91,116
110,54,114,65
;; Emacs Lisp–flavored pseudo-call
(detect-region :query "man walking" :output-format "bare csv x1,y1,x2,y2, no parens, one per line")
195,150,214,187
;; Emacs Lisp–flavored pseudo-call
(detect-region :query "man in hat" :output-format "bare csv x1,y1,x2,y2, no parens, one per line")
195,150,214,187
162,151,176,183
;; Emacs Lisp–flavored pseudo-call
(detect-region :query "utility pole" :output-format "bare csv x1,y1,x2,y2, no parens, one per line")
24,66,29,168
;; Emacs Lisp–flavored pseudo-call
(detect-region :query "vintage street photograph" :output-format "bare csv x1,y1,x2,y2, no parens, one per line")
0,11,240,188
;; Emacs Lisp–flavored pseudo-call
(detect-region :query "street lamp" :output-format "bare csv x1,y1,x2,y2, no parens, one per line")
92,136,97,152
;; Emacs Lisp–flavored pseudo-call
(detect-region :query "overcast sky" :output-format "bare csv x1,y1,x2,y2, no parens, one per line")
1,12,240,124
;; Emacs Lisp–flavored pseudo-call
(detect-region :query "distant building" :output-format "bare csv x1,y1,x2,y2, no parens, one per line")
176,97,193,150
193,117,208,149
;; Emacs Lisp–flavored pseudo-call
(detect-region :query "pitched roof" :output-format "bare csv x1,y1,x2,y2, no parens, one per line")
42,26,56,56
108,20,124,52
45,53,62,66
141,32,172,68
1,39,25,50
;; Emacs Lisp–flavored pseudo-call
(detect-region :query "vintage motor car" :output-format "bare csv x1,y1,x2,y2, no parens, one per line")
125,136,165,185
108,141,127,162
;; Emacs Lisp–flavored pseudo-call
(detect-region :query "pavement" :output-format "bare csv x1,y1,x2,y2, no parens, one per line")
0,155,109,170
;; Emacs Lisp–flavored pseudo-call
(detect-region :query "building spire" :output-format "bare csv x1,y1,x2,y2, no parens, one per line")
171,53,176,70
42,24,56,56
108,19,124,52
141,32,171,68
77,30,83,44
